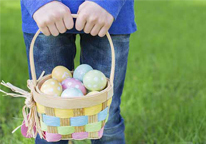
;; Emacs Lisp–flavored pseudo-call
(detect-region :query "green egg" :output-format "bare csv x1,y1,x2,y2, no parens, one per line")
83,70,107,91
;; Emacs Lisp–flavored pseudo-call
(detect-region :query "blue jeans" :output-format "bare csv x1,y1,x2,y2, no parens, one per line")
23,33,130,144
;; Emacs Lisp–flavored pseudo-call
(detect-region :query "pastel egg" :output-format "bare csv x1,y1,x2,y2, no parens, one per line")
73,64,93,82
40,79,62,96
61,88,84,98
61,78,87,95
86,91,99,96
83,70,107,91
52,66,72,82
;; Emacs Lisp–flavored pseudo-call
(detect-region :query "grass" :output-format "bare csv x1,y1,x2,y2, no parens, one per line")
1,0,206,144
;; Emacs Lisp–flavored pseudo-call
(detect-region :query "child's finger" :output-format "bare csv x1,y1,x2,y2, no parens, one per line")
98,26,109,37
63,11,74,30
47,23,59,36
78,2,86,12
40,26,51,36
84,22,95,34
56,19,67,33
75,13,87,31
90,23,104,36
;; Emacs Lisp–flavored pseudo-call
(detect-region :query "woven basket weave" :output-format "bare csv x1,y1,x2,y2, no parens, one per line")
29,14,115,142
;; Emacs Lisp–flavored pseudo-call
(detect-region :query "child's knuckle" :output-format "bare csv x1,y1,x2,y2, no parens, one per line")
59,8,68,15
43,32,50,36
88,16,97,23
38,21,46,28
98,20,105,25
52,13,61,21
81,12,88,20
45,19,52,25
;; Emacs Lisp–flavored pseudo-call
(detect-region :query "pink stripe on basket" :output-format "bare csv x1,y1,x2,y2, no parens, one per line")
46,132,62,142
98,127,104,138
72,132,88,140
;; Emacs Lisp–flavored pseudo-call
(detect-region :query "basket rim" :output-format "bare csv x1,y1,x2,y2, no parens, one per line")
33,74,113,109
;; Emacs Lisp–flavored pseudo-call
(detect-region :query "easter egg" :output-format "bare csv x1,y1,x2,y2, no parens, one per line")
52,66,72,82
40,79,62,96
86,91,99,96
61,88,84,98
73,64,93,82
83,70,107,91
61,78,87,95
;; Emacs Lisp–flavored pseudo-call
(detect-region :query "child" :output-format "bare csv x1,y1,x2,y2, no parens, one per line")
21,0,136,143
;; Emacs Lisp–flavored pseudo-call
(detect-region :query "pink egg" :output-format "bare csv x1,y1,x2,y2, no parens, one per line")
61,78,87,95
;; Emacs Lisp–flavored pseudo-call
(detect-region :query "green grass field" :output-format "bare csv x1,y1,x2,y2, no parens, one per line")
1,0,206,144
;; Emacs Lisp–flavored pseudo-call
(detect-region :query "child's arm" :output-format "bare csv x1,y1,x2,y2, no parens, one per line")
22,0,73,36
76,1,126,37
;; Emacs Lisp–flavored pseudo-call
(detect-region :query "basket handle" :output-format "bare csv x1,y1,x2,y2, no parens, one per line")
29,14,115,86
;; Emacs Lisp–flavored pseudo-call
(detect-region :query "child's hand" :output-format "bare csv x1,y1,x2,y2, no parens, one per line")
33,1,74,36
76,1,114,37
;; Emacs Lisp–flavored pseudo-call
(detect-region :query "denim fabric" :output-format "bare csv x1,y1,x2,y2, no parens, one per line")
23,33,130,144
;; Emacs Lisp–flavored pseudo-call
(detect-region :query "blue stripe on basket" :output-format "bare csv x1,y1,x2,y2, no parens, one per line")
98,107,108,121
43,114,60,126
70,116,88,126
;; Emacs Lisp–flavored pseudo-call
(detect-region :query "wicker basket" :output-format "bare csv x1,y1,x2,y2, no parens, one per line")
28,14,115,142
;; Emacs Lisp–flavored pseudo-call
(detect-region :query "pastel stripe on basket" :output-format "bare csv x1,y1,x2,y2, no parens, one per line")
46,132,62,142
98,107,108,121
37,101,111,117
98,127,104,138
72,132,88,140
55,108,74,118
43,115,60,126
43,126,105,140
57,126,75,135
84,104,102,115
41,120,104,133
36,103,45,114
85,121,102,132
40,120,47,131
70,115,88,126
107,98,112,107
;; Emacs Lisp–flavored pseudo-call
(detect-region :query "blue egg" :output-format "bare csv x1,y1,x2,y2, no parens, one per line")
73,64,93,82
61,88,84,98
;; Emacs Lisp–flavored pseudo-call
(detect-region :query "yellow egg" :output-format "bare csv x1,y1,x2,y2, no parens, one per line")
52,66,72,82
40,79,62,96
86,91,99,96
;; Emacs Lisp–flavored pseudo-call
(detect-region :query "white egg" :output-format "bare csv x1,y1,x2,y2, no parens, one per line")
61,88,84,98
